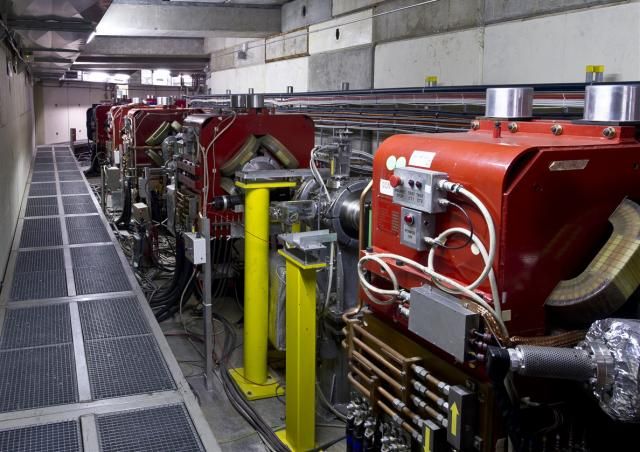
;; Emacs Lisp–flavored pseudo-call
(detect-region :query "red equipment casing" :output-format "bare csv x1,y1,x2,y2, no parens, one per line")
179,109,314,206
369,119,640,337
127,107,201,166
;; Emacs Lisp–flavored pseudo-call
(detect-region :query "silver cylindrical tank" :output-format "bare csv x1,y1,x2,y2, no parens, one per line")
230,94,248,109
583,84,640,123
248,94,265,109
485,87,534,119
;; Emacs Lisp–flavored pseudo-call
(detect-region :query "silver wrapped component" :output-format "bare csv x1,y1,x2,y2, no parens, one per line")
583,318,640,421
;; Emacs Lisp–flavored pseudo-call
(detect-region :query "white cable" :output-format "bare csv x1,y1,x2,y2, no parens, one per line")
427,227,502,319
358,252,508,337
310,146,330,201
456,187,497,288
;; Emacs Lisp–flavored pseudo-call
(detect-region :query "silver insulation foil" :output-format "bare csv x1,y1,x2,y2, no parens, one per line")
585,318,640,421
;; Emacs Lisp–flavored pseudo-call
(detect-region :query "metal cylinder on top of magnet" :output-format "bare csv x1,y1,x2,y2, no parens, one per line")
248,94,265,109
230,94,248,109
583,84,640,123
485,87,534,119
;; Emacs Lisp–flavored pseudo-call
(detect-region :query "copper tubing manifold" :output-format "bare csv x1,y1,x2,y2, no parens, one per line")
346,322,452,440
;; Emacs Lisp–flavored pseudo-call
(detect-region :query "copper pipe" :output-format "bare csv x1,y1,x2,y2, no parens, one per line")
348,372,371,398
349,362,374,385
352,350,403,392
411,365,449,396
353,323,405,364
377,386,426,433
410,395,448,427
376,400,420,439
352,336,402,378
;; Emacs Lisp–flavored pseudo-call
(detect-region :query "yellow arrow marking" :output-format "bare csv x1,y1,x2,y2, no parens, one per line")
450,402,459,437
423,425,431,452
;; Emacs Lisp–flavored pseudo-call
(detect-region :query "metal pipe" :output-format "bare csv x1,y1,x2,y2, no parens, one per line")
411,364,450,396
376,400,420,439
348,372,371,398
410,395,448,427
352,350,403,392
378,386,425,428
352,336,402,378
349,362,374,385
200,216,214,391
354,324,405,364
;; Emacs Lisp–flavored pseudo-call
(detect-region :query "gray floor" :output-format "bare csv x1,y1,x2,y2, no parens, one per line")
162,302,347,451
0,145,217,452
84,168,347,451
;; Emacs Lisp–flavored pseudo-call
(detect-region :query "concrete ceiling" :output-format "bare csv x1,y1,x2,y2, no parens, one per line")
4,0,291,79
5,0,112,79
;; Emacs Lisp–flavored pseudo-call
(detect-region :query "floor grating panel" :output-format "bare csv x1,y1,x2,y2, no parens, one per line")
31,172,56,183
19,218,62,248
85,335,175,399
66,215,110,244
33,164,55,172
56,163,78,171
10,270,68,301
58,171,83,181
14,248,65,273
62,195,97,214
11,249,67,300
60,181,88,195
74,267,131,294
24,197,59,217
0,304,72,349
0,421,82,452
28,183,57,197
0,344,78,412
96,405,204,452
79,297,150,340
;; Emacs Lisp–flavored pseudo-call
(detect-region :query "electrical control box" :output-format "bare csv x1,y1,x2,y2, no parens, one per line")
105,166,120,190
132,202,150,223
184,232,207,264
400,207,434,250
391,167,448,213
408,285,479,361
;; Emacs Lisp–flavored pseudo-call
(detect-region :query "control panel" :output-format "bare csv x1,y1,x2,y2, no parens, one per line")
184,232,207,265
400,207,434,251
391,167,448,213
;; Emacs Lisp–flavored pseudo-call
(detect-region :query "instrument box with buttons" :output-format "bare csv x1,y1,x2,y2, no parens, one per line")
400,207,435,250
391,167,448,213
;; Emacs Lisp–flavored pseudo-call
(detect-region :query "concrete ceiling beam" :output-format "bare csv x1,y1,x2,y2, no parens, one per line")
96,1,281,38
83,36,206,56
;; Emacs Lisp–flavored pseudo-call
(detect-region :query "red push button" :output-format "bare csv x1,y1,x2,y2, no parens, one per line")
389,174,403,188
404,214,414,225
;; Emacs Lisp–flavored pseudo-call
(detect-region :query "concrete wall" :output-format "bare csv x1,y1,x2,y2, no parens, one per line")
34,83,182,145
0,43,35,279
207,0,640,93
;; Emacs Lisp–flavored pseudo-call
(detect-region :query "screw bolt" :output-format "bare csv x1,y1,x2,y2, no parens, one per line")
508,122,518,133
551,124,563,136
603,127,616,139
470,120,480,130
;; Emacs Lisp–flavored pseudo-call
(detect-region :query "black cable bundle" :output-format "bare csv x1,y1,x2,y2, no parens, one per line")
149,237,196,322
115,178,132,229
214,315,289,452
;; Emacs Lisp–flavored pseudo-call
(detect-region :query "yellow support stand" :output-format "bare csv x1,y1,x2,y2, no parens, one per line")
231,180,295,400
275,229,336,452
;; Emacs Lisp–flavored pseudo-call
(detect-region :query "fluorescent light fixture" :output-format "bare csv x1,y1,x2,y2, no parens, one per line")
87,32,96,44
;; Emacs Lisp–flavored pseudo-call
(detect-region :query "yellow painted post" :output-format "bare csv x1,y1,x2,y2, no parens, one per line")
231,181,294,400
276,251,326,451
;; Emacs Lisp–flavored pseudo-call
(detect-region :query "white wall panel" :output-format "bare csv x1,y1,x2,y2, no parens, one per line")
483,3,640,84
308,9,372,54
265,57,309,92
374,28,484,88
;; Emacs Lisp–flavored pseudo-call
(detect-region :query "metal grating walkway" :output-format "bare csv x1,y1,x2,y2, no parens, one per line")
0,145,219,451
